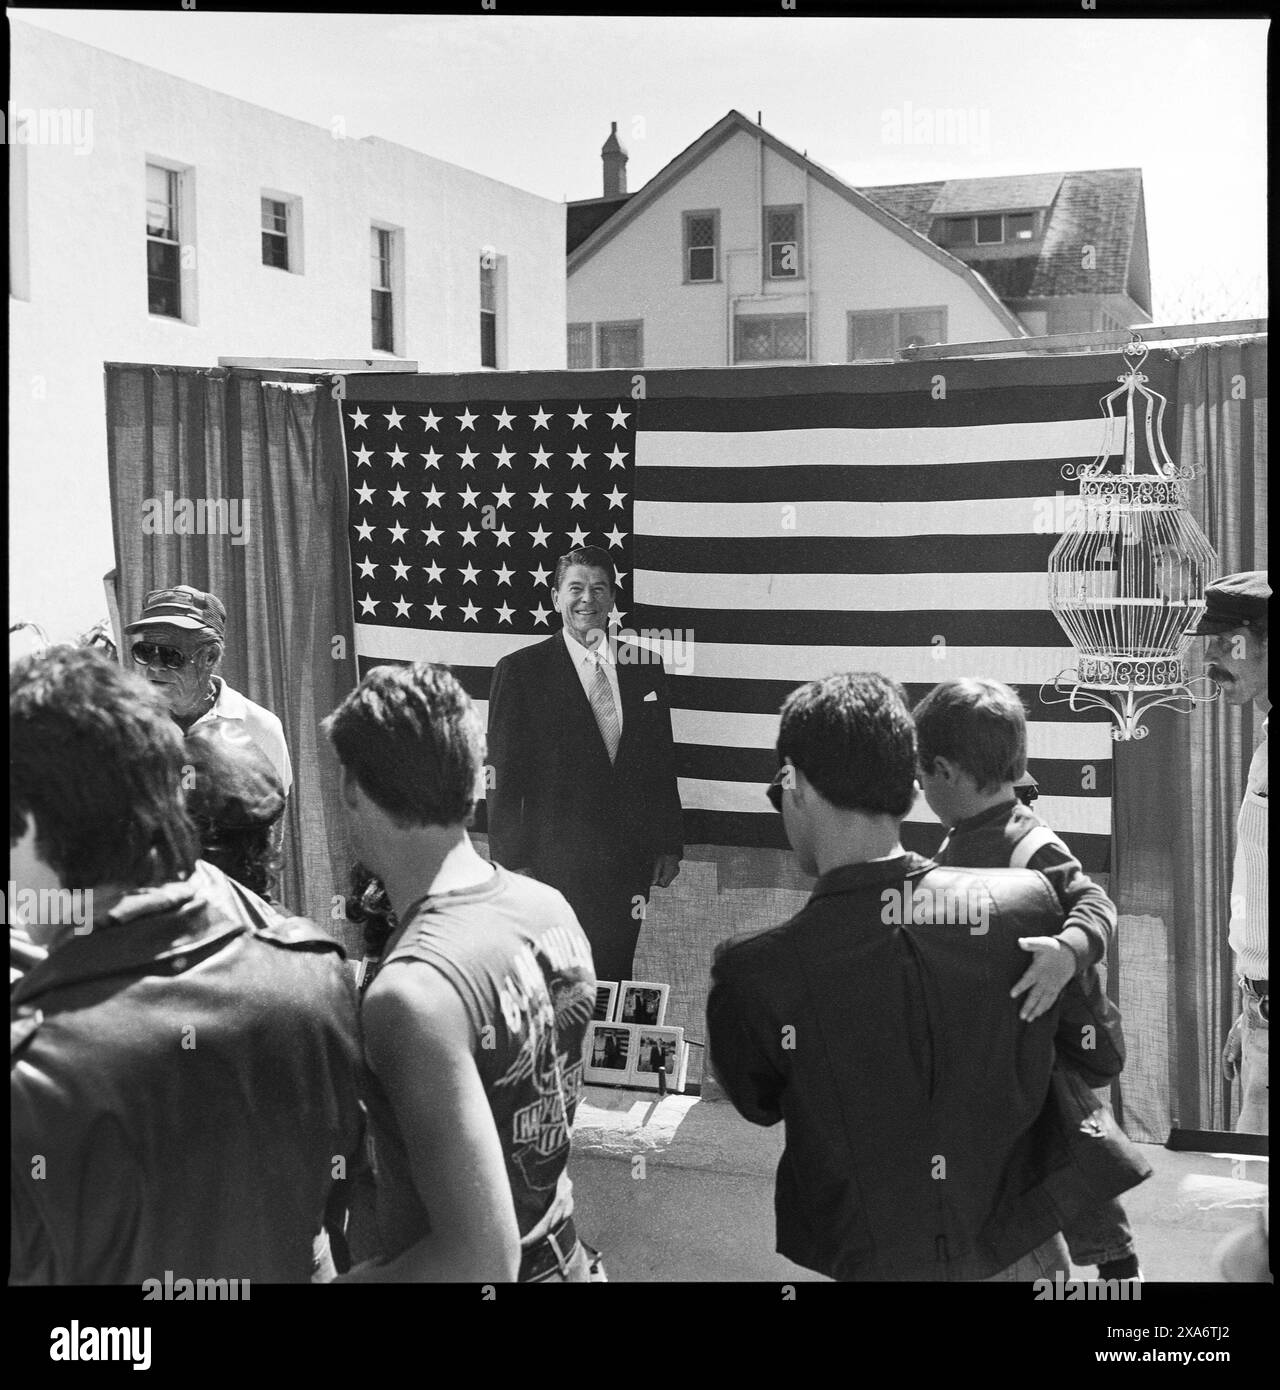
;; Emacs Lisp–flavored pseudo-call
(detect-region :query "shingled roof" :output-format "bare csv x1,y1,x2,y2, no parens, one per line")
860,169,1149,309
567,195,632,254
568,111,1027,338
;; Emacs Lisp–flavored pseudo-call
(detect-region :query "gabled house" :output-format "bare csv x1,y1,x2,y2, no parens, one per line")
566,110,1027,369
859,169,1152,336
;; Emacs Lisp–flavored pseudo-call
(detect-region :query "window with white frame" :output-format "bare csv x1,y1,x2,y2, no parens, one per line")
597,320,643,368
734,314,807,363
765,205,803,279
371,225,396,353
683,211,718,283
262,195,300,271
480,258,498,368
848,307,946,360
146,163,183,318
567,322,592,369
937,212,1041,247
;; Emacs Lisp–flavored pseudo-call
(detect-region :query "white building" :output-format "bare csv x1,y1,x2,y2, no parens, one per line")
8,21,566,639
567,110,1026,370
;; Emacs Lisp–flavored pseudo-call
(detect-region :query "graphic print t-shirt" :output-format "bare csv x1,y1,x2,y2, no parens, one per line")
364,864,596,1252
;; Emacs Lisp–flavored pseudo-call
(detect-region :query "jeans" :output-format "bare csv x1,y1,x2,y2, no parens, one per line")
1061,1198,1135,1268
983,1233,1070,1281
1236,982,1269,1135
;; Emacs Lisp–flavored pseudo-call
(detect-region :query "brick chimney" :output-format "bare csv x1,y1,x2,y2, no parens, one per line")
601,121,628,198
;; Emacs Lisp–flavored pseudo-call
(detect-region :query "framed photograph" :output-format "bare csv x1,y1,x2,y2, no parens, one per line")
631,1026,686,1092
592,981,619,1023
617,980,669,1027
583,1022,635,1086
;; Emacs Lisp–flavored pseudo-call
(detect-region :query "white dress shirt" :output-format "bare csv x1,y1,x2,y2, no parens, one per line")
189,676,294,795
562,628,623,736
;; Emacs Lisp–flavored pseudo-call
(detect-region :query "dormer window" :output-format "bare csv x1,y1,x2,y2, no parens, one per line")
937,211,1041,247
976,214,1003,244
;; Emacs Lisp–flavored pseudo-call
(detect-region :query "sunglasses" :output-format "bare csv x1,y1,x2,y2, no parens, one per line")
131,640,203,671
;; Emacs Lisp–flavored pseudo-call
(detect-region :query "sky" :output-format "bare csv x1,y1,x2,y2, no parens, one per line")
12,9,1269,320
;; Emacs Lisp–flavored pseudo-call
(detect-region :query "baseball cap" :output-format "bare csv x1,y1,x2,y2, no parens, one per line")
1191,571,1269,636
126,585,227,639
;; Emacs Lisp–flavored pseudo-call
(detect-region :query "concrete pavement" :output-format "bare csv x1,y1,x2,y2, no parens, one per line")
569,1086,1268,1282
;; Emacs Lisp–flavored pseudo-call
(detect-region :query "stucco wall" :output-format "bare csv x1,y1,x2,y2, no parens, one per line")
8,21,565,639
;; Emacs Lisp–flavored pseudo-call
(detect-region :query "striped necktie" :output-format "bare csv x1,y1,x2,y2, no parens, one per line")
588,654,621,763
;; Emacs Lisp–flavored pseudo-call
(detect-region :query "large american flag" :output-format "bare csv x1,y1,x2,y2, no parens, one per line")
343,361,1120,873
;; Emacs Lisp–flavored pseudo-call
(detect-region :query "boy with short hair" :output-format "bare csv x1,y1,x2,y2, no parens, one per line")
913,677,1141,1283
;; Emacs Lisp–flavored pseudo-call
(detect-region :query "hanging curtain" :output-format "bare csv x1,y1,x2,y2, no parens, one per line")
1110,339,1268,1139
104,365,358,943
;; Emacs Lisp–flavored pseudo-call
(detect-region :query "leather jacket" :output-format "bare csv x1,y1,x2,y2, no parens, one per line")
708,853,1149,1282
10,860,363,1285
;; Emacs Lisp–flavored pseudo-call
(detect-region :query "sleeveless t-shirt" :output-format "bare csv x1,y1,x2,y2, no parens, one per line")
363,864,596,1253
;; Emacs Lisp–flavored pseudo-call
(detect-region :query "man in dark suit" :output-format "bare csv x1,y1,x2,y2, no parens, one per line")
486,546,683,982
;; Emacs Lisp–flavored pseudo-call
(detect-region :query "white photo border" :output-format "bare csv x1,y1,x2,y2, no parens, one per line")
630,1025,685,1092
616,979,670,1027
583,1020,636,1087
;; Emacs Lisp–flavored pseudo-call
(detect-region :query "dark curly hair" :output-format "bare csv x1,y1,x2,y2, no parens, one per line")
10,646,198,887
191,819,282,900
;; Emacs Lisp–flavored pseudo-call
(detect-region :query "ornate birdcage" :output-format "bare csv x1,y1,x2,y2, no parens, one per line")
1042,334,1219,740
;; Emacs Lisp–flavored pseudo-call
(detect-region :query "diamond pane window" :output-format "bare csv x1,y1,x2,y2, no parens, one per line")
734,314,807,362
567,322,592,369
684,212,717,282
598,321,642,368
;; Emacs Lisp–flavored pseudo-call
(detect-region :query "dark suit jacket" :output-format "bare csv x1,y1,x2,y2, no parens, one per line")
707,854,1148,1282
486,633,683,891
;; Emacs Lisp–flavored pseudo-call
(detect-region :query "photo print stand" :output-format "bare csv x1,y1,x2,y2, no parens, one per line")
581,1021,689,1094
616,980,669,1027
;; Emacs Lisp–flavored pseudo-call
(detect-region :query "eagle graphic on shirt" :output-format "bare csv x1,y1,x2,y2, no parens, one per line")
495,930,595,1192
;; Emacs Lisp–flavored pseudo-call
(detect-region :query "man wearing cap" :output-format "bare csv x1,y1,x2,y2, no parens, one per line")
1196,571,1269,1133
125,585,292,796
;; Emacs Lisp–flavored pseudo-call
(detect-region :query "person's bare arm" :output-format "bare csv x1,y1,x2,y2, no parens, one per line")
340,967,521,1283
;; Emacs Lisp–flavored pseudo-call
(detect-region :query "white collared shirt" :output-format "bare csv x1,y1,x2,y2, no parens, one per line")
189,676,294,795
1229,715,1267,980
562,628,623,735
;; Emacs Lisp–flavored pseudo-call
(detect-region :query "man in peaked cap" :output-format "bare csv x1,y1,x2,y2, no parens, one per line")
125,584,292,795
1195,570,1269,1133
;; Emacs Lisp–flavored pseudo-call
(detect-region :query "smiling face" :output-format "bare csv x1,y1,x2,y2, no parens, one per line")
553,564,614,646
130,623,220,724
1203,625,1269,709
